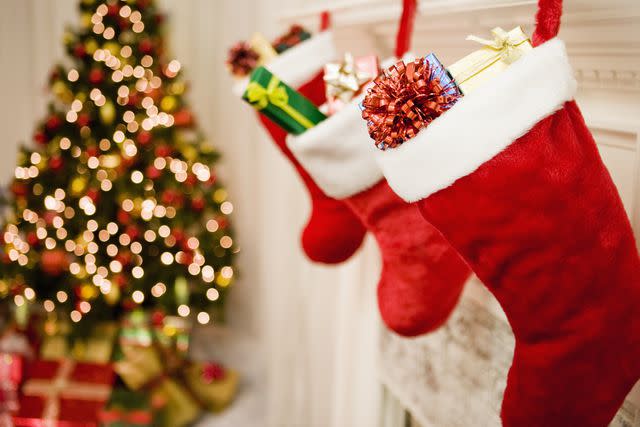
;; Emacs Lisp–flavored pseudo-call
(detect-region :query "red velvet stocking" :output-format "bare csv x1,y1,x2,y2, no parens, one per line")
345,181,470,336
257,72,366,264
376,16,640,424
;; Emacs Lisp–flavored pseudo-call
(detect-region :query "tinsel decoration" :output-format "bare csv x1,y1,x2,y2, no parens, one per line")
361,55,463,151
226,41,260,77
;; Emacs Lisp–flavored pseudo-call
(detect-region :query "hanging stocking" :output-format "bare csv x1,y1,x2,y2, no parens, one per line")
287,95,471,336
254,22,367,264
374,0,640,424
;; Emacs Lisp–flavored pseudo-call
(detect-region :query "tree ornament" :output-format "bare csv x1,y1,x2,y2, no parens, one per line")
45,115,63,133
160,96,178,113
70,176,88,196
86,187,100,203
10,182,28,198
77,113,91,128
136,130,152,146
138,38,154,55
49,155,64,172
191,197,205,212
34,130,48,146
117,209,131,225
154,145,172,158
100,101,116,125
89,68,105,85
40,250,69,276
73,43,87,58
125,225,140,241
26,232,40,247
172,109,194,127
146,165,161,180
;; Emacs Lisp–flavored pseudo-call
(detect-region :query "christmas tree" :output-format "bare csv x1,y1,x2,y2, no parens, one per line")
0,0,237,335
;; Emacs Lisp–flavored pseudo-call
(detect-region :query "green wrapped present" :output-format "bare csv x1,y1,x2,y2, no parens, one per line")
243,66,326,135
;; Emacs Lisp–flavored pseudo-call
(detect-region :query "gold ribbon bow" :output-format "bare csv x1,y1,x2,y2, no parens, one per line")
466,26,530,65
246,77,314,129
324,53,373,103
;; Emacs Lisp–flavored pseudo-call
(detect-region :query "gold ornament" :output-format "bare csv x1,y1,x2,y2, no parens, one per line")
104,284,120,306
103,42,120,56
85,39,99,55
160,96,178,113
71,176,88,196
100,101,116,125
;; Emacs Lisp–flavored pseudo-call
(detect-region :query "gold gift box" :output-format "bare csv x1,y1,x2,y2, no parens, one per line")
448,26,533,94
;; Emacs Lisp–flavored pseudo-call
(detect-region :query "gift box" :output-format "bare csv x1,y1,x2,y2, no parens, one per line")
114,345,200,427
13,359,114,427
99,388,159,427
40,321,117,364
243,66,326,135
448,26,533,94
182,362,239,413
323,53,379,115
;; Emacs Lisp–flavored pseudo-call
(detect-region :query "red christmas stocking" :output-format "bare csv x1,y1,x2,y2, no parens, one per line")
375,1,640,424
254,32,367,264
288,97,471,336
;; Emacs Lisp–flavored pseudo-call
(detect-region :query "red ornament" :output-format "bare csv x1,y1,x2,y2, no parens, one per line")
45,116,62,132
89,68,105,85
115,273,128,287
86,188,100,203
127,93,140,107
191,197,206,212
179,250,193,265
77,113,91,128
73,43,87,58
185,174,198,187
137,131,152,146
155,13,165,25
40,250,69,276
146,165,162,180
139,39,154,55
172,109,194,127
1,251,10,264
34,131,48,146
49,155,64,172
115,253,132,269
86,146,99,157
154,145,172,158
10,182,28,197
125,225,140,241
43,212,57,226
106,4,119,17
117,210,131,225
26,232,40,247
217,217,228,230
172,228,185,244
161,189,183,207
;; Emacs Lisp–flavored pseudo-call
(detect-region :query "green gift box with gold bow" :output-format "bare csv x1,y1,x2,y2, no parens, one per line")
243,66,326,135
448,26,533,94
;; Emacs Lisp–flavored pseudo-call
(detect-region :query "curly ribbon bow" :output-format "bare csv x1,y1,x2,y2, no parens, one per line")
246,77,314,129
466,26,531,64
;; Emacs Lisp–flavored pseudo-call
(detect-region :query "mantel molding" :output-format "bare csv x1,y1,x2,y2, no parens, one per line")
282,0,640,92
